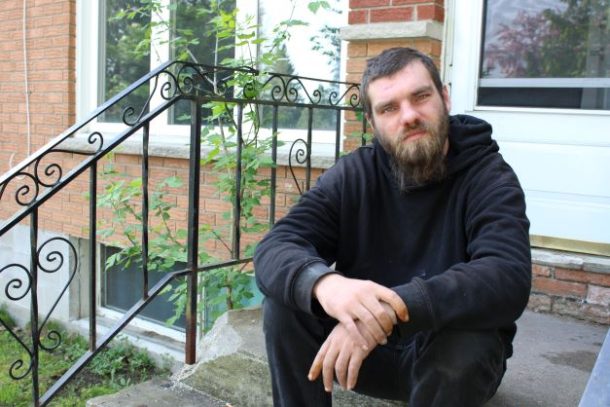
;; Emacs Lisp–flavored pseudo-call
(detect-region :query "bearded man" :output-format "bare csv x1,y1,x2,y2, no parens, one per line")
254,47,531,407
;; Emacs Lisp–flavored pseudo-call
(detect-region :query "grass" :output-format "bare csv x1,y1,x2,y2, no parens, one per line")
0,307,171,407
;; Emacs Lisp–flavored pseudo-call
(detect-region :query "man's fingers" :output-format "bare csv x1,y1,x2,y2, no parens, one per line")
335,347,350,389
353,304,388,345
377,288,409,322
340,318,369,351
322,343,340,392
362,297,395,334
308,339,329,381
347,350,365,390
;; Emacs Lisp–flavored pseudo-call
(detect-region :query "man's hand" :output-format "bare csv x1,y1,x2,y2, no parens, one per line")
308,302,398,392
313,274,408,349
308,319,372,392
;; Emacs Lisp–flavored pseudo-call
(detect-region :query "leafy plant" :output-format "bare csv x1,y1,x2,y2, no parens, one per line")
0,319,167,406
0,304,16,331
98,0,335,332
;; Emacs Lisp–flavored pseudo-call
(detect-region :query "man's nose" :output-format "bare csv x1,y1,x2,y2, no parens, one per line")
399,102,420,127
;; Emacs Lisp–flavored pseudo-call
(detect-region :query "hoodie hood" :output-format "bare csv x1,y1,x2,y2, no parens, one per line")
445,114,499,175
373,114,499,190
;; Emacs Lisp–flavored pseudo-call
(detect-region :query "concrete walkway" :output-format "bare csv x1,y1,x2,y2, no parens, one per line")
88,309,608,407
488,311,606,406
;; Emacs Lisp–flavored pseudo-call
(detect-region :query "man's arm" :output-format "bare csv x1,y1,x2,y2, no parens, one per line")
391,179,531,335
254,161,407,347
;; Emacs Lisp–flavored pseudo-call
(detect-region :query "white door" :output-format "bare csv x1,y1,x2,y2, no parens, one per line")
445,0,610,251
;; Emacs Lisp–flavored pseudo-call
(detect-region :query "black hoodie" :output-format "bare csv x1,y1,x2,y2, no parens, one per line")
254,115,531,355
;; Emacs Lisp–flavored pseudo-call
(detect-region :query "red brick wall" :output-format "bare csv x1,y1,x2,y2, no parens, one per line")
0,0,76,221
348,0,445,24
33,150,321,262
0,0,75,166
529,262,610,324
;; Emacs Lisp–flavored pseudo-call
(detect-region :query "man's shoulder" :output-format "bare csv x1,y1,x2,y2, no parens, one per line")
316,143,380,188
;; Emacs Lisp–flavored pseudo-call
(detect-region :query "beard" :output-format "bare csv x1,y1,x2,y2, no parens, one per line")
378,108,450,190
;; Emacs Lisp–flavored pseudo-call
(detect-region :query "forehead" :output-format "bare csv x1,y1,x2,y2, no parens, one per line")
367,61,435,102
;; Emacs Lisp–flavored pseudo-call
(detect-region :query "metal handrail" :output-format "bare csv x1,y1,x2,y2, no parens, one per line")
0,60,364,406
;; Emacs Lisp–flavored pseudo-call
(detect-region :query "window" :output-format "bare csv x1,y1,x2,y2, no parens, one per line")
478,0,610,110
99,0,236,123
95,0,348,133
102,245,187,330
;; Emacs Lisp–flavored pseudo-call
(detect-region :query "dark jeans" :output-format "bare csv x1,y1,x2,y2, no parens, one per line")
262,297,507,407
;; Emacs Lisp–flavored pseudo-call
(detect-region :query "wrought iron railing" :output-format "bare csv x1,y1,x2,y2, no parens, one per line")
0,60,365,406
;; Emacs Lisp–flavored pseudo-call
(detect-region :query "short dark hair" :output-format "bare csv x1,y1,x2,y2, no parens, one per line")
360,47,444,117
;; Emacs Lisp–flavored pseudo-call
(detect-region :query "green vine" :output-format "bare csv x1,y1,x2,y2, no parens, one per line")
97,0,335,332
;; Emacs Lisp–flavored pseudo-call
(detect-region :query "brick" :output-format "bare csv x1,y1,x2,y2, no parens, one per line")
581,304,610,325
416,4,445,21
350,0,390,8
532,264,552,277
349,10,368,24
392,0,430,4
346,57,368,74
370,6,413,22
348,43,368,59
555,268,610,287
532,277,587,299
367,40,415,56
587,285,610,306
552,297,584,320
527,293,552,312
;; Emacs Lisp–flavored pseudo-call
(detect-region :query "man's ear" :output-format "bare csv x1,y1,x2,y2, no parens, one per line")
442,85,452,112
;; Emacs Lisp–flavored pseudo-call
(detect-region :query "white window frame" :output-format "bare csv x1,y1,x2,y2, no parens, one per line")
447,0,610,145
76,0,349,154
446,0,610,248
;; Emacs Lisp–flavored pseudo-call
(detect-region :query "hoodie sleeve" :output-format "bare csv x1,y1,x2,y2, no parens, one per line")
393,161,531,335
253,168,342,315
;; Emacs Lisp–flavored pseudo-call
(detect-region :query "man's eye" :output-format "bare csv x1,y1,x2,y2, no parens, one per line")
382,106,396,113
416,93,430,102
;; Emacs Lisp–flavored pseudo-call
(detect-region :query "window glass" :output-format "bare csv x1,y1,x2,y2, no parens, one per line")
100,0,151,122
103,245,187,329
170,0,236,125
258,0,347,130
479,0,610,109
99,0,348,130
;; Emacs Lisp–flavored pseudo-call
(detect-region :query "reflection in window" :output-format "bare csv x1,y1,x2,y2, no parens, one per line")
99,0,347,131
100,0,151,122
100,0,236,124
478,0,609,109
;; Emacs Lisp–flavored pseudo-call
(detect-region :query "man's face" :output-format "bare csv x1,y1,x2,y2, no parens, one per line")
366,61,451,186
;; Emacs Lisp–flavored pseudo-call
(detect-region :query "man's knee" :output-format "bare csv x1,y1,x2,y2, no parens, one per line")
412,329,506,405
425,329,505,377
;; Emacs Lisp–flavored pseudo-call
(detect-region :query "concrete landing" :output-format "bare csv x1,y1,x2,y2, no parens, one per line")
87,309,608,407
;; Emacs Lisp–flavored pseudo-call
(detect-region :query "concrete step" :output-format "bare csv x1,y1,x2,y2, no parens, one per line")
177,308,402,407
86,378,227,407
88,308,608,407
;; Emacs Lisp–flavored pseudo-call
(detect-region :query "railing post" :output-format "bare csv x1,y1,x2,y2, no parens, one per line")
305,107,313,191
185,100,202,364
334,109,341,162
30,209,40,406
232,103,243,259
142,122,150,299
269,105,278,226
89,165,97,351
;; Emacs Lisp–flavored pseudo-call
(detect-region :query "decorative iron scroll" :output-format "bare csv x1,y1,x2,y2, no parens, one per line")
36,237,78,352
171,62,362,108
0,131,104,209
0,263,33,380
0,236,78,379
288,138,310,195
